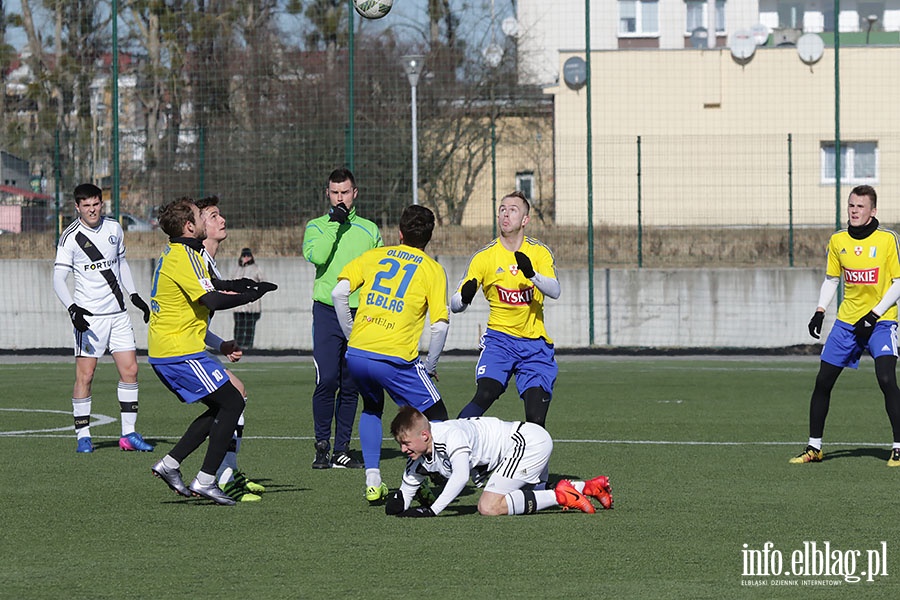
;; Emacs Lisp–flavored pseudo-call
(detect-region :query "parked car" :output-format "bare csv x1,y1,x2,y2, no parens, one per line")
120,213,155,231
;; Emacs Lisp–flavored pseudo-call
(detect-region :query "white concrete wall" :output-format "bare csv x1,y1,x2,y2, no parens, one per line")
6,257,827,351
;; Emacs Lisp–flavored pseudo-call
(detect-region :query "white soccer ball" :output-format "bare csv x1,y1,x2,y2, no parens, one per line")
353,0,394,20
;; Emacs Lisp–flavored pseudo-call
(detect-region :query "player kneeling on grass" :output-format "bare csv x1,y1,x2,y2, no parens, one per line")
385,406,612,517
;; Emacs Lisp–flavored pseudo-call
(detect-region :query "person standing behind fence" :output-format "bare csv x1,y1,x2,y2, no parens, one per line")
791,184,900,466
302,167,383,470
231,247,263,350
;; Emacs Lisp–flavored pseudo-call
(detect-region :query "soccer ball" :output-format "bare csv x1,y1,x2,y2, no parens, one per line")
353,0,394,20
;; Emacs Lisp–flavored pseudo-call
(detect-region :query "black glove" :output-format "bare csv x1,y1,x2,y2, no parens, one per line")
130,294,150,323
328,202,350,224
385,490,405,515
246,281,278,302
853,311,880,346
514,251,535,278
460,278,478,305
67,304,93,333
807,311,825,339
398,506,435,518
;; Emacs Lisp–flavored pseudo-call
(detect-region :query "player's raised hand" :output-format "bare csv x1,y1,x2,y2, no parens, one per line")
130,293,151,323
852,311,879,346
67,304,93,333
514,251,535,278
254,281,278,295
328,202,350,224
460,278,478,305
398,506,435,518
807,311,825,339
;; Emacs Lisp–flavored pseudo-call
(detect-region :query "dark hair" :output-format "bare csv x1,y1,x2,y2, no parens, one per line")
327,167,356,189
850,185,877,209
399,205,435,249
195,195,220,210
157,197,196,237
239,247,255,266
74,183,102,204
502,190,531,214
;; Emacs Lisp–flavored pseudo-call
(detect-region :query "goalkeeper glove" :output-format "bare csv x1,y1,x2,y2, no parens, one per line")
460,278,478,305
130,294,150,323
398,506,435,518
852,311,880,346
807,311,825,339
514,251,535,278
67,304,93,333
328,202,350,224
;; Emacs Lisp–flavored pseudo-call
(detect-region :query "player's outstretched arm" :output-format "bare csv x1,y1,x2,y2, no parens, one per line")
450,278,478,313
417,452,471,516
423,320,449,378
200,282,276,312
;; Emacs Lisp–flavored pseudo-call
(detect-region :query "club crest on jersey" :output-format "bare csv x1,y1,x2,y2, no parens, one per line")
844,267,879,284
509,264,519,276
108,235,118,245
497,285,534,305
854,246,863,256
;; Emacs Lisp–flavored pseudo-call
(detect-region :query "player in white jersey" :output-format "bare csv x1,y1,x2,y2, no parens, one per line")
386,406,613,517
52,183,153,453
196,195,265,501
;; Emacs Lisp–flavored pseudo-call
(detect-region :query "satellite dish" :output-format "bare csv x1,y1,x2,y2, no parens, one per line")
690,27,709,49
501,16,519,38
750,23,770,46
729,30,756,64
562,56,587,90
797,33,825,65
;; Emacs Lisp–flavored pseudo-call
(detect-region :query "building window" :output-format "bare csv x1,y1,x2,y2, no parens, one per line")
516,171,534,201
619,0,659,35
777,1,804,29
686,0,725,34
821,142,878,184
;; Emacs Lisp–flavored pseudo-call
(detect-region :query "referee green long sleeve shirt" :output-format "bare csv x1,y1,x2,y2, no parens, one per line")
302,207,383,308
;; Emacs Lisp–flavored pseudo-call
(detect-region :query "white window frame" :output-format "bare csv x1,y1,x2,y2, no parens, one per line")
685,0,726,35
619,0,660,36
820,141,878,184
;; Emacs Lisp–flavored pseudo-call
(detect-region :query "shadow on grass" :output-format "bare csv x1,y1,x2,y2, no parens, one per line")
824,447,889,462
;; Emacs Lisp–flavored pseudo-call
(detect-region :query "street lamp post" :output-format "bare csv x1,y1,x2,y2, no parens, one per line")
866,14,878,44
402,55,425,205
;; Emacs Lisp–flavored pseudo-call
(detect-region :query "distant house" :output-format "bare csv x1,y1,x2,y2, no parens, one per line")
0,151,52,232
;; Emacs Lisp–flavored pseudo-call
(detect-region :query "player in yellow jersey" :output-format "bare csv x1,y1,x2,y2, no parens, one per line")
332,205,449,503
451,191,560,432
791,185,900,466
148,197,277,505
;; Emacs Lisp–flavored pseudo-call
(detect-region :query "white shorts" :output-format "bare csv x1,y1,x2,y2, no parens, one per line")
483,422,553,495
74,312,136,358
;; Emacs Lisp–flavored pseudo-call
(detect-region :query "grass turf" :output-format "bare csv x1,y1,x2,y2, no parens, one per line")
1,356,898,598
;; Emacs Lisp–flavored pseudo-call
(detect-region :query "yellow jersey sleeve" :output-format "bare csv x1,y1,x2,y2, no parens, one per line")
341,246,448,362
828,228,900,323
148,242,215,359
464,237,554,343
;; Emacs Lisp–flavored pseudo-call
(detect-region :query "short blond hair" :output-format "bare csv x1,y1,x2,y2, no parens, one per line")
390,406,430,439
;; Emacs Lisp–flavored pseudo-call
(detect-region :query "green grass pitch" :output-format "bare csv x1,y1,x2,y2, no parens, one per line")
2,356,899,598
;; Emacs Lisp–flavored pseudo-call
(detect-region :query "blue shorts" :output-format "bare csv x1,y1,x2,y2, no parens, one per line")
821,319,898,369
150,352,230,403
345,348,441,414
476,329,557,399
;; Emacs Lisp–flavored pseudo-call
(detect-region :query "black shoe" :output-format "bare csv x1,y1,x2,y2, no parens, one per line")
331,450,364,469
312,440,331,469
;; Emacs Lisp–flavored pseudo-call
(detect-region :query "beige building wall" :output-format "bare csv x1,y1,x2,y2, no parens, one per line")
550,46,900,227
460,115,555,227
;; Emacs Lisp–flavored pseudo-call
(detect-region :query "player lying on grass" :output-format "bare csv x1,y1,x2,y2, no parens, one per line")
385,406,612,517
